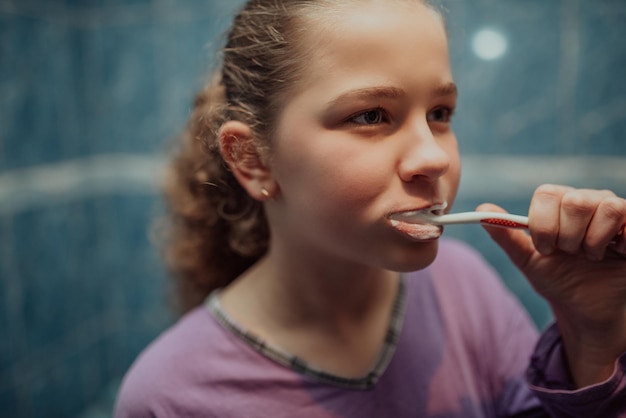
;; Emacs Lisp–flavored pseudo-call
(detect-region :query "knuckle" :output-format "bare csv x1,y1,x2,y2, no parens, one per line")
600,189,617,198
535,184,563,199
561,191,594,216
599,197,625,222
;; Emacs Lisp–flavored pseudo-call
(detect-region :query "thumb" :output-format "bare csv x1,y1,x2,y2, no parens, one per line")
476,203,535,270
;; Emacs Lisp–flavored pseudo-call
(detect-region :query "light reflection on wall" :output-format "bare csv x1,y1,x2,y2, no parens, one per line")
471,28,508,61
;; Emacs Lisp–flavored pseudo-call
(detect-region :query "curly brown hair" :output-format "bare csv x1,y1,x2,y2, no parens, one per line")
162,0,435,314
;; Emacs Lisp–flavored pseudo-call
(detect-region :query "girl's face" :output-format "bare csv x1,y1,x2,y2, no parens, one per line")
268,1,460,271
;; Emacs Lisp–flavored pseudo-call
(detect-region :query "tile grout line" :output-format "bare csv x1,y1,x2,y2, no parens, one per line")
0,154,166,215
1,154,625,216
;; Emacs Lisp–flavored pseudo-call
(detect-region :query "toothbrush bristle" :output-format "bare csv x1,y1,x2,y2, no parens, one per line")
480,218,527,229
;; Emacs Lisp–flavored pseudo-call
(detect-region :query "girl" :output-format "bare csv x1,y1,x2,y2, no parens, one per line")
115,0,626,416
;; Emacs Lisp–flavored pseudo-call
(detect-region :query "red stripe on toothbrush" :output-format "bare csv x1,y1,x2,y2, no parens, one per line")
480,218,528,229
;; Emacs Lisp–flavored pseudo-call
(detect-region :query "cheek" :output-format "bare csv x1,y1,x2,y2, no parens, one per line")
305,149,390,209
275,133,391,204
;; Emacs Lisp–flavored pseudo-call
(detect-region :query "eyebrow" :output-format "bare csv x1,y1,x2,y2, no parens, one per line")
327,82,458,108
326,86,406,107
435,82,458,98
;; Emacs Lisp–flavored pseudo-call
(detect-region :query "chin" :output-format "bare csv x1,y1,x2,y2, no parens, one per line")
385,240,439,273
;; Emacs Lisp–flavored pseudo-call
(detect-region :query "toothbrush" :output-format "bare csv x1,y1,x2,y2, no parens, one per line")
397,211,529,229
394,210,625,249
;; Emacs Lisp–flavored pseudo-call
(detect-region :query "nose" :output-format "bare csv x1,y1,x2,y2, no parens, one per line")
397,121,451,183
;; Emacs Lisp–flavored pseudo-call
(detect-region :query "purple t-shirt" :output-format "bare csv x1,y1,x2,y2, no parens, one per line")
114,239,626,417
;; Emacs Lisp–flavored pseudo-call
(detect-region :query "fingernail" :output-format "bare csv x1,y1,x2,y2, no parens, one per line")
588,252,604,261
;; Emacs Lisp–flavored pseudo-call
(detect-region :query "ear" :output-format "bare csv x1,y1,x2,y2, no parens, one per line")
218,121,277,201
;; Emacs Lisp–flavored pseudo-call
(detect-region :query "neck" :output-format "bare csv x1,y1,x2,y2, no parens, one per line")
270,248,397,325
221,240,399,335
218,240,402,377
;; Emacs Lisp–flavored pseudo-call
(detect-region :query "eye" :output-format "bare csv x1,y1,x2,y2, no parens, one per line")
427,106,454,123
348,108,388,125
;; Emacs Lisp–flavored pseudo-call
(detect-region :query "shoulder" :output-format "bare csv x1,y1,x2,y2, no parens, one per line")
126,305,216,377
114,306,221,417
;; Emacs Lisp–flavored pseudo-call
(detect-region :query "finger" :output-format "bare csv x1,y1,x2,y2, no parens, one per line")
583,195,626,260
528,184,574,255
611,224,626,256
476,203,535,270
557,189,613,255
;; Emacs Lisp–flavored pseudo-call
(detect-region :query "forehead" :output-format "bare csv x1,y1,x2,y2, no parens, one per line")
295,1,450,89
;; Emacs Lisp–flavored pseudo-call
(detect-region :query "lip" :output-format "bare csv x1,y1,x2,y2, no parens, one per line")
387,217,443,241
385,201,446,241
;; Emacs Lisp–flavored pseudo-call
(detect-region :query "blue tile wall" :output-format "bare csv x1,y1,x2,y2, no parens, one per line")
0,196,172,417
1,14,74,169
445,0,626,157
1,0,626,416
445,1,560,155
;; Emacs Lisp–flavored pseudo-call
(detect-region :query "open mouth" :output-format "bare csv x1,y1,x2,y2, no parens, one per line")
387,202,447,241
389,201,448,224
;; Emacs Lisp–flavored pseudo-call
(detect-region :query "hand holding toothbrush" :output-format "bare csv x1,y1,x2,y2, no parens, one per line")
477,184,626,389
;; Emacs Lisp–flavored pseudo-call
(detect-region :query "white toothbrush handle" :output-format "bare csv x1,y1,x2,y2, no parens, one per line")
424,212,529,227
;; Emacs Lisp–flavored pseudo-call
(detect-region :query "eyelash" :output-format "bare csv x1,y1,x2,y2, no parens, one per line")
346,105,455,127
427,106,454,123
347,107,389,126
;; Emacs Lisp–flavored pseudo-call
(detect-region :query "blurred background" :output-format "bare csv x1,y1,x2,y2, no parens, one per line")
1,0,625,416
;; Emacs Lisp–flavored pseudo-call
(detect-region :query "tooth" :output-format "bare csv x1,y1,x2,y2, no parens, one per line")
429,201,448,216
